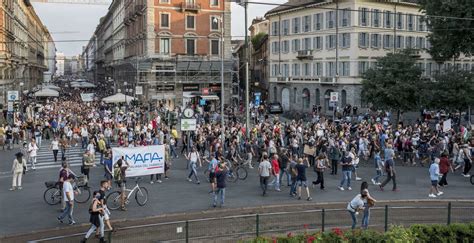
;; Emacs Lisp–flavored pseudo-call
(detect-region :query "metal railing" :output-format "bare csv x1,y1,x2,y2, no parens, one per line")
29,201,474,242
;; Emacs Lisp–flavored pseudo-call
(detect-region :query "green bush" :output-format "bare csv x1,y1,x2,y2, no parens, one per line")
247,223,474,243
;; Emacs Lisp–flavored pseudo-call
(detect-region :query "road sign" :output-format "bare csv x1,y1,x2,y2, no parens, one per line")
330,92,338,102
7,102,13,112
135,86,143,95
180,119,197,131
7,91,19,101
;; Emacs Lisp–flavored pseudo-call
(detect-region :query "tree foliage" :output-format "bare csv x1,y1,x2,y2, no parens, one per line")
428,69,474,111
419,0,474,62
251,32,266,50
361,50,423,112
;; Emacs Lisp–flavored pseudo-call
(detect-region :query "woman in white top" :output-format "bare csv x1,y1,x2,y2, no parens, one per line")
10,152,26,190
50,137,60,162
28,138,39,170
347,190,368,229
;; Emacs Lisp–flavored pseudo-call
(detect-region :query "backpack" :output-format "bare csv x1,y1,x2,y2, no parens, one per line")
114,166,122,182
290,165,298,177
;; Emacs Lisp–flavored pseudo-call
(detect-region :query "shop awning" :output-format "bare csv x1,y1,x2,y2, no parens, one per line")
201,95,220,101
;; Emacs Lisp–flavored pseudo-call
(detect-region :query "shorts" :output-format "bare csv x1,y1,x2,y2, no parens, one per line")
297,180,308,188
431,180,438,186
116,181,126,191
105,172,112,181
209,172,216,182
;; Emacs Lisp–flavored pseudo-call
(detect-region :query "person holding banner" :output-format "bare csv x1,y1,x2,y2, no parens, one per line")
114,157,130,211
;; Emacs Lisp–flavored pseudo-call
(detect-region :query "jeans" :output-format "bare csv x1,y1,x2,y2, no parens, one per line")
36,136,42,147
362,204,370,229
81,137,88,149
463,160,472,175
61,148,67,160
260,176,269,195
438,172,448,186
58,201,75,223
348,210,357,229
270,173,280,190
339,170,351,188
213,187,225,206
29,156,37,170
85,216,104,238
279,168,291,186
331,160,338,174
188,163,199,183
53,150,59,162
290,178,297,196
372,169,382,183
380,172,397,190
170,145,178,158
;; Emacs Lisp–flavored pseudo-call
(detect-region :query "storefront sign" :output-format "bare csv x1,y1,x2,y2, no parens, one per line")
157,85,175,91
183,84,200,92
135,86,143,95
209,84,221,92
202,88,210,95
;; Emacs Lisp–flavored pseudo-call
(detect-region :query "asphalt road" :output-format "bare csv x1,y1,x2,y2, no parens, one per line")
1,142,474,237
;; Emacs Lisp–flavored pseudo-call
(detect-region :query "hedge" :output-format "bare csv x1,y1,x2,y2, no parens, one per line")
248,223,474,243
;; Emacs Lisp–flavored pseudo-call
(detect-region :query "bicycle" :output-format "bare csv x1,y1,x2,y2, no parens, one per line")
225,159,248,183
43,176,91,205
105,177,148,210
470,175,474,185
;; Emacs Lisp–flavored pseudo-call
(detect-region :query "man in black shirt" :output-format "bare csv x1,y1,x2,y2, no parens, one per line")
278,149,291,186
213,163,227,208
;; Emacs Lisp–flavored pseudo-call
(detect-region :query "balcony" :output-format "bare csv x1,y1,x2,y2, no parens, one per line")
180,2,201,13
297,50,313,60
135,4,145,16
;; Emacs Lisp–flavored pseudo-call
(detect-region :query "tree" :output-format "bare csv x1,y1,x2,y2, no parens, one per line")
419,0,474,62
361,50,423,114
429,69,474,112
251,32,266,50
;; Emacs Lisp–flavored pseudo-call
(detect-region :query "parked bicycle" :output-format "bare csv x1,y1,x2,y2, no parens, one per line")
106,177,148,210
43,176,91,205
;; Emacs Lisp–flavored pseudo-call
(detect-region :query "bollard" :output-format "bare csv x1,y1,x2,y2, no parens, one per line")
185,221,189,243
321,209,325,232
384,205,389,232
447,202,452,225
256,214,260,237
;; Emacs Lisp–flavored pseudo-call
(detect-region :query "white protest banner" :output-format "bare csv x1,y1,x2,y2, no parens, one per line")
443,119,451,132
112,145,165,177
80,93,95,102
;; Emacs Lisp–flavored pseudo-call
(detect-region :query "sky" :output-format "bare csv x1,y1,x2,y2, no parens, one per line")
32,0,286,57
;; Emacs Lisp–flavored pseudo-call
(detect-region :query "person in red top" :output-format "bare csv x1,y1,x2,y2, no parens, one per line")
270,154,281,191
438,152,453,187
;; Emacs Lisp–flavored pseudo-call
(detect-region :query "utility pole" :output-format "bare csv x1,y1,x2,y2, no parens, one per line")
244,0,250,138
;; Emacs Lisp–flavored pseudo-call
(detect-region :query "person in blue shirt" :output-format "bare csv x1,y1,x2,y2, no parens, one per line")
428,158,443,198
371,149,384,185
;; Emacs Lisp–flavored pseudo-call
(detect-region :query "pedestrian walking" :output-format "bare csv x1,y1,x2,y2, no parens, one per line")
57,174,76,225
186,147,201,184
10,152,26,191
360,182,376,229
295,157,312,201
82,150,95,184
258,153,272,196
98,180,113,234
50,136,60,162
114,157,129,211
460,144,472,177
347,190,368,229
289,155,298,197
213,163,227,208
438,152,453,187
329,143,342,175
27,138,38,170
428,158,443,198
380,144,397,191
339,152,353,191
269,154,281,191
371,149,384,185
278,148,291,187
312,154,329,190
80,191,106,243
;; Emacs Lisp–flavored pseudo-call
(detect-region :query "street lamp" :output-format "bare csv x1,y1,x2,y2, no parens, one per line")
124,81,128,111
213,16,225,143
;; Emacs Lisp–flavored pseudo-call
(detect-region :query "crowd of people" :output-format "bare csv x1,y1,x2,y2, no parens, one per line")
1,82,473,236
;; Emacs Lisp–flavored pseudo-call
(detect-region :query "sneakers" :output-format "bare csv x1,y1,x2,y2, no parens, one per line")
347,187,352,191
338,186,345,191
9,188,15,191
371,179,376,185
355,177,362,181
187,178,192,182
307,197,312,201
57,217,63,224
17,187,22,190
69,221,76,226
428,194,437,198
462,174,471,178
437,191,444,196
150,181,154,184
379,185,384,191
157,180,162,183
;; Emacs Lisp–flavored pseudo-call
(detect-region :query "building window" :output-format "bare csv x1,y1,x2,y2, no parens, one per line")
271,21,279,36
315,89,321,105
395,35,404,49
314,62,322,77
211,39,219,55
186,39,196,55
303,37,311,50
384,11,392,28
302,89,310,109
327,11,335,29
159,38,170,54
371,33,381,48
291,39,300,52
292,63,300,76
426,62,433,76
326,62,336,77
340,8,351,27
210,16,219,31
282,40,289,53
340,33,350,48
341,90,347,107
359,33,369,48
339,61,350,76
313,36,322,50
303,15,311,32
383,35,393,49
292,17,300,34
210,0,218,7
282,64,289,77
326,34,336,49
186,15,195,29
271,41,279,54
273,87,278,102
358,61,369,75
407,14,414,31
406,36,415,48
271,64,278,76
396,12,404,29
160,0,170,3
293,88,297,103
359,8,369,26
417,16,425,31
313,13,323,30
160,13,170,28
372,9,381,27
282,20,289,35
416,37,425,49
303,63,311,76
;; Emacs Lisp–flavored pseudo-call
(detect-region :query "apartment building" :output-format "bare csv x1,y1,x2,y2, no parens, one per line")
265,0,474,113
0,0,52,103
86,0,237,109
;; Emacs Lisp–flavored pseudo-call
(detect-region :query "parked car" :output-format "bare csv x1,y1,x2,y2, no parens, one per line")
267,102,283,114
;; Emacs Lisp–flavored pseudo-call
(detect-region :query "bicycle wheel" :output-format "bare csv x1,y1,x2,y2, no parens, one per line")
471,175,474,185
105,191,122,210
226,171,238,183
237,166,248,180
44,187,62,205
135,187,148,206
74,186,91,204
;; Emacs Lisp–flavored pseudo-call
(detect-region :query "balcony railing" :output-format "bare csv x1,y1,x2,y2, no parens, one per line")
297,50,313,59
180,2,201,12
